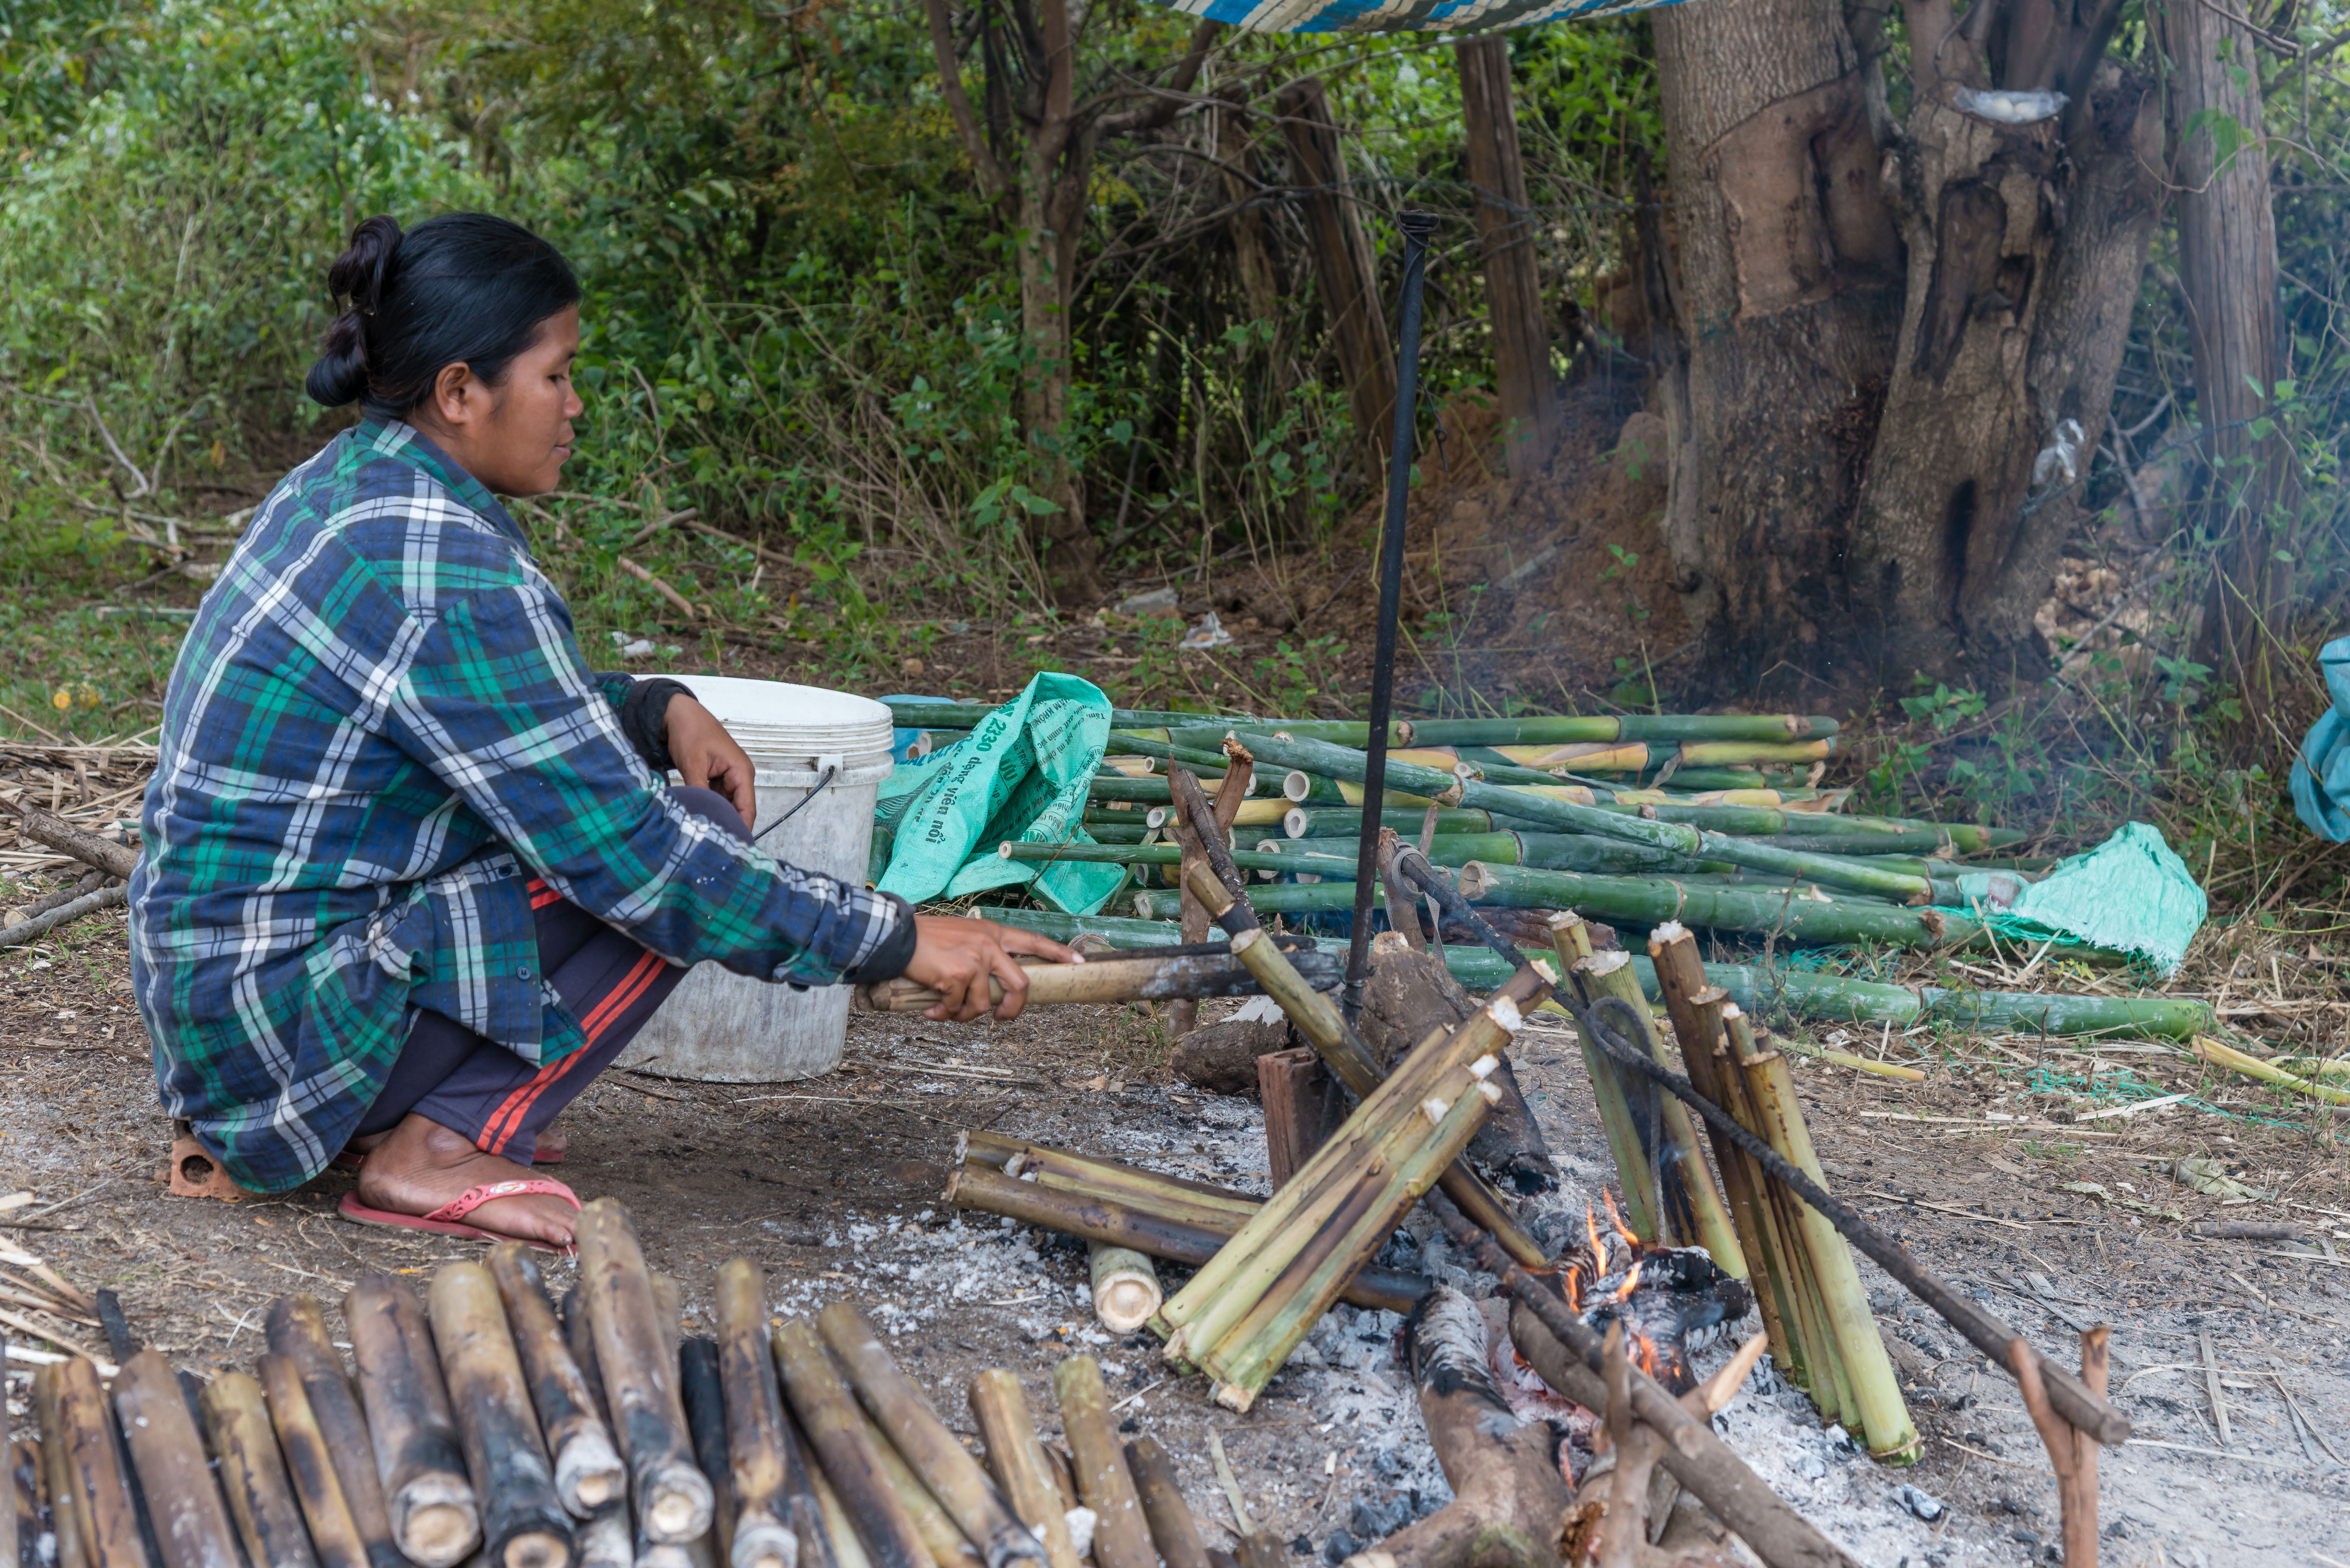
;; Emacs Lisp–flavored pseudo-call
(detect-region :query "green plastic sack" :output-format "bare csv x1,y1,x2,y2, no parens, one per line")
869,672,1126,916
1942,821,2205,976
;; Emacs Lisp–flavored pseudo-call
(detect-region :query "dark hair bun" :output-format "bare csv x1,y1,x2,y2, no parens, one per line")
306,216,403,408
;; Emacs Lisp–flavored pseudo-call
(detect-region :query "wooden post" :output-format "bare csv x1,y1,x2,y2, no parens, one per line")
1275,76,1397,472
1258,1047,1338,1187
1454,36,1552,483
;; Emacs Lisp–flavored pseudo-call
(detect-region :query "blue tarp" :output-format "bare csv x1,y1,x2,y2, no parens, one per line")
2294,636,2350,842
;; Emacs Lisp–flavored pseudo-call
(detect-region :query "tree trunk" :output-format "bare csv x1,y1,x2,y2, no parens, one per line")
2156,0,2300,698
1215,87,1282,329
1651,0,1904,692
1276,76,1397,478
1456,37,1554,485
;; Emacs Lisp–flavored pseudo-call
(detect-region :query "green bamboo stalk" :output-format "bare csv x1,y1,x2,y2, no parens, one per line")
1695,1010,1808,1390
1572,952,1692,1248
1005,1146,1260,1221
1558,946,1664,1244
1453,862,1973,948
1236,734,1926,901
886,702,1251,731
1168,721,1407,749
1406,715,1836,746
1283,807,1493,838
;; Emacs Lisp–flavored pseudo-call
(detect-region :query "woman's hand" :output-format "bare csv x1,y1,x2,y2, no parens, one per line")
905,916,1080,1022
664,695,758,826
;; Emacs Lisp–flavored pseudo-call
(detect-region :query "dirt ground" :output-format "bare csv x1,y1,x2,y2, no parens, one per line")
0,886,2343,1568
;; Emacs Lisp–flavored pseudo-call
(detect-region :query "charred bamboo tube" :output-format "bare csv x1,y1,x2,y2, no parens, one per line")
804,1458,874,1568
815,1303,1035,1568
259,1352,373,1568
489,1246,625,1519
37,1366,89,1568
855,948,1327,1013
1049,1361,1151,1568
1122,1439,1207,1568
576,1506,632,1568
113,1349,243,1568
52,1353,148,1568
268,1293,403,1565
714,1263,797,1568
943,1164,1424,1315
680,1338,737,1568
1085,1246,1161,1335
857,1413,979,1568
11,1437,38,1568
346,1275,481,1566
575,1201,714,1544
1740,1040,1915,1461
965,1374,1076,1568
427,1263,574,1568
555,1291,636,1568
201,1371,319,1568
771,1320,931,1568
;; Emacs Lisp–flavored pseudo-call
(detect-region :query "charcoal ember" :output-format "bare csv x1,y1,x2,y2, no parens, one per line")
1580,1245,1753,1395
1320,1531,1358,1564
1346,1495,1413,1542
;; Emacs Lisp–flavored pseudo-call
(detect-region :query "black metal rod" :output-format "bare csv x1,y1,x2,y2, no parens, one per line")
1348,210,1440,1019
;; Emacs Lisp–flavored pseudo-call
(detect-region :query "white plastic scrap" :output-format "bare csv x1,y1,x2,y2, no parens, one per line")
1179,612,1235,651
2033,417,2085,490
1115,586,1179,616
1953,87,2068,124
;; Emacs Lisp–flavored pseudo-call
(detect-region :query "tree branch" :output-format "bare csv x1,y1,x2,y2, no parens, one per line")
923,0,1011,200
1096,20,1224,139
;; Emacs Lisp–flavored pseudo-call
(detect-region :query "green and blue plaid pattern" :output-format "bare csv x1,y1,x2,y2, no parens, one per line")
129,419,898,1193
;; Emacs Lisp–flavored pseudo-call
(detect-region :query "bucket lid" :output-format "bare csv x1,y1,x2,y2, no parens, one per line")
651,675,897,759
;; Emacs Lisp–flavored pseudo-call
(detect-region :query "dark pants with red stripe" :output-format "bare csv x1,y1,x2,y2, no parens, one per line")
352,786,744,1164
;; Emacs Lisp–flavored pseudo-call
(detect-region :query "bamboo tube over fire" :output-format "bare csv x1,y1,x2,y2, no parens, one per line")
489,1245,626,1520
1049,1359,1152,1568
113,1348,244,1568
715,1262,799,1568
268,1293,404,1567
817,1302,1035,1568
576,1200,715,1544
771,1319,932,1568
345,1274,481,1566
966,1373,1078,1568
428,1262,576,1568
201,1371,320,1568
259,1351,374,1568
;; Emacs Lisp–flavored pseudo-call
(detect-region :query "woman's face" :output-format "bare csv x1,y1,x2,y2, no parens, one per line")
411,305,584,498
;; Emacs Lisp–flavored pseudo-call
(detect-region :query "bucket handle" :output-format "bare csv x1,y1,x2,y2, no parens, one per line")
753,757,839,846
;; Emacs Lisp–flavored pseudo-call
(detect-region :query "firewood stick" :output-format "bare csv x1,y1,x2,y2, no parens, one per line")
201,1370,321,1568
575,1201,714,1545
859,1411,981,1568
112,1348,242,1568
714,1262,798,1568
1122,1438,1208,1568
816,1302,1033,1568
15,809,138,881
681,1338,738,1567
54,1353,149,1568
1595,1324,1658,1568
966,1374,1076,1568
2069,1327,2108,1568
1049,1359,1152,1568
771,1319,932,1568
2198,1327,2230,1448
345,1274,482,1566
488,1245,626,1519
267,1293,403,1565
259,1352,373,1568
36,1365,90,1568
427,1263,574,1568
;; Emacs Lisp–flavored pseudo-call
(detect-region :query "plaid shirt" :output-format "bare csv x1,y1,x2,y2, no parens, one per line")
130,419,902,1194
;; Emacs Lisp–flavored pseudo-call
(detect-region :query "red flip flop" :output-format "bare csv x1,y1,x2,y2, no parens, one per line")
337,1179,581,1253
332,1144,565,1172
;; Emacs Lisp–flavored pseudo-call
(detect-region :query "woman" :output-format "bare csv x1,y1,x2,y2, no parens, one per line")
130,213,1072,1249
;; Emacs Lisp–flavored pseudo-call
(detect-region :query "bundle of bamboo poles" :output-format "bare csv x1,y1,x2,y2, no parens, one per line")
1554,916,1919,1464
6,1201,1243,1568
1145,957,1536,1412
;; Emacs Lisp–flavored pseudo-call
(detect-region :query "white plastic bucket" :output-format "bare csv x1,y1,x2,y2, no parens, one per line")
618,676,896,1082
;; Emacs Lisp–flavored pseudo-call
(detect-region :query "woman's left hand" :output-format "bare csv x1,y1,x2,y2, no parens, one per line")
664,695,758,826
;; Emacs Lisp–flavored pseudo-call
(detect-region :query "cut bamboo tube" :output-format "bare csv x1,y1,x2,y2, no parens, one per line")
37,1365,89,1568
1050,1361,1152,1568
259,1352,373,1568
555,1290,638,1568
1023,1169,1251,1236
960,1132,1250,1201
857,950,1295,1013
1737,1036,1917,1463
805,1454,876,1568
1577,949,1715,1250
113,1348,243,1568
966,1373,1077,1568
715,1262,797,1568
489,1245,626,1519
1122,1438,1207,1568
49,1353,146,1568
201,1370,320,1568
654,1274,684,1356
771,1320,931,1568
268,1293,402,1564
817,1302,1035,1568
428,1263,575,1568
1695,1013,1804,1393
999,1146,1257,1222
1640,926,1749,1278
1718,1007,1837,1408
577,1506,633,1568
1564,951,1666,1242
681,1338,738,1568
11,1438,37,1568
1085,1246,1161,1335
858,1410,979,1568
345,1274,481,1566
575,1201,715,1544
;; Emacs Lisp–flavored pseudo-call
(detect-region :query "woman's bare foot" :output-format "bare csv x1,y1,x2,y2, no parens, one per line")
353,1114,579,1247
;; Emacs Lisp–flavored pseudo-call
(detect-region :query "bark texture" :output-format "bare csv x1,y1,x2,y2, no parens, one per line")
1277,76,1398,477
1456,37,1555,483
